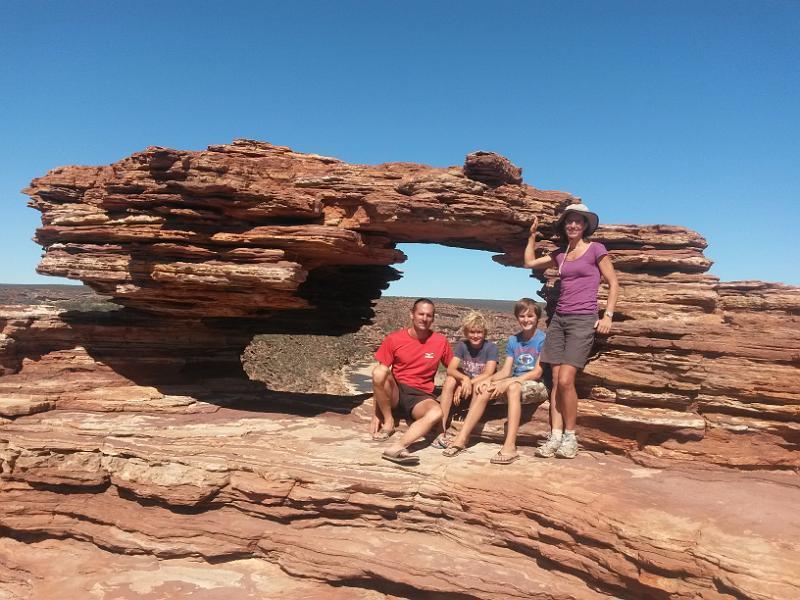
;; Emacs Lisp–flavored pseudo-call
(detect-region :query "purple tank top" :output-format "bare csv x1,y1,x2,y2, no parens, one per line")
552,242,608,314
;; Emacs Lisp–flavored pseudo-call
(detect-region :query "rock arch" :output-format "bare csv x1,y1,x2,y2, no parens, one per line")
11,139,800,469
1,140,799,598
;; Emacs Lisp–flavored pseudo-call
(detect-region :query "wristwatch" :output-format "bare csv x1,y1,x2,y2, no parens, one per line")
605,311,614,318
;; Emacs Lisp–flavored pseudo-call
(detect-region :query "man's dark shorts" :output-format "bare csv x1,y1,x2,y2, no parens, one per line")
397,383,435,421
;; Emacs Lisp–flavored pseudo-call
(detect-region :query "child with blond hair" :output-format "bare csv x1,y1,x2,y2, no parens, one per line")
435,311,498,447
443,298,547,464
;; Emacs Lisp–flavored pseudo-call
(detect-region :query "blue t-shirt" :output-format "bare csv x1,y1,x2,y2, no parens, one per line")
454,340,499,378
505,330,546,377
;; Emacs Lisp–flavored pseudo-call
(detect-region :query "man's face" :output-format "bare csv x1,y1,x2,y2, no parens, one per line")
410,302,435,332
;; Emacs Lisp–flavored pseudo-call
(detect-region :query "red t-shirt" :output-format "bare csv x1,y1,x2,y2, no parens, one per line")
374,329,454,394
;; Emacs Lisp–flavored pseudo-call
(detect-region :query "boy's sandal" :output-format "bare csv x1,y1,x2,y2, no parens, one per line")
381,449,419,465
442,445,467,458
490,452,519,465
431,434,449,449
371,428,395,441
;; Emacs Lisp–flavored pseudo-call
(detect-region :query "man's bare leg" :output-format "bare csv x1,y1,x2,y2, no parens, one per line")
371,365,398,437
385,399,442,455
439,375,458,437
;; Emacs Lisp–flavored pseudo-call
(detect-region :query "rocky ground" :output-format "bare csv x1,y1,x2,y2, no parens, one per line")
1,285,799,599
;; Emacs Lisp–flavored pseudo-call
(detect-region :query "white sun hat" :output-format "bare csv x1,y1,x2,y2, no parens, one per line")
554,202,599,237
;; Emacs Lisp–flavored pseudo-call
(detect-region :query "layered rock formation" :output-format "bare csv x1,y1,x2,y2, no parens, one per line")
2,402,798,599
500,232,800,470
1,140,799,598
24,141,573,327
18,139,799,470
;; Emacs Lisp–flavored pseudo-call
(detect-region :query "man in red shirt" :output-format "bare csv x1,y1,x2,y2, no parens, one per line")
372,298,454,465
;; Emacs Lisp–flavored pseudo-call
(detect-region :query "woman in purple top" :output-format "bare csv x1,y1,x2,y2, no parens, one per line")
524,203,619,459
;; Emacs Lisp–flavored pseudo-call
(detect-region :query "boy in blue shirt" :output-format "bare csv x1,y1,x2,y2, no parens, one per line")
443,298,547,464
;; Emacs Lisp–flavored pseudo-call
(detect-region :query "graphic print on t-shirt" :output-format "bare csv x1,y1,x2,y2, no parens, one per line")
516,352,536,368
506,330,546,377
454,340,499,379
460,358,483,378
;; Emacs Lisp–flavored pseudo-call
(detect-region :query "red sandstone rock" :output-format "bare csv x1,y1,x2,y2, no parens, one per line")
24,140,574,320
1,406,798,599
11,139,800,466
4,140,800,597
463,151,524,186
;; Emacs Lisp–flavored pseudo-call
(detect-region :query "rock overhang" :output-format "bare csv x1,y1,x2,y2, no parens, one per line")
23,139,709,330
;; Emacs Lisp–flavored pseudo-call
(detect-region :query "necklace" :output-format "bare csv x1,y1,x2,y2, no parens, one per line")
567,240,584,255
558,240,589,276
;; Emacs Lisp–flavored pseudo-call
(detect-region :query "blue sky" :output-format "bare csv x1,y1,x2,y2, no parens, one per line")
1,1,798,299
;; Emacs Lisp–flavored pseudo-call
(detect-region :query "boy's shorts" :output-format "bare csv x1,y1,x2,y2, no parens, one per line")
494,380,549,405
397,383,435,420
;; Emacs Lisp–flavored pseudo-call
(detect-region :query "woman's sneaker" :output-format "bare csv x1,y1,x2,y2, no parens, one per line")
535,434,562,458
555,433,578,459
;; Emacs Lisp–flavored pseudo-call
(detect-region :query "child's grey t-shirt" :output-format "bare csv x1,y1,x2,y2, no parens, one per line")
454,340,499,378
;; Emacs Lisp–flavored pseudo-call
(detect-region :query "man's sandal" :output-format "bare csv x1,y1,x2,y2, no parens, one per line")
382,449,420,465
431,434,449,449
371,428,395,441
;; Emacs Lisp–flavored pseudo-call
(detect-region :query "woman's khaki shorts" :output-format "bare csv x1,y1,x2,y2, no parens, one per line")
540,313,596,369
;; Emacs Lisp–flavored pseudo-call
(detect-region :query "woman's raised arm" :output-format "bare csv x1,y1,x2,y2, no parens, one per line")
524,216,557,270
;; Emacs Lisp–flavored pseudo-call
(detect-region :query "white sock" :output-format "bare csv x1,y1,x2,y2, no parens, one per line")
563,430,576,438
550,430,563,440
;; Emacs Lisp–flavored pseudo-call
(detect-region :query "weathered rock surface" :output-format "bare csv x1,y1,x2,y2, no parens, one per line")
2,141,799,597
24,140,575,324
464,151,524,186
0,537,396,600
2,403,799,599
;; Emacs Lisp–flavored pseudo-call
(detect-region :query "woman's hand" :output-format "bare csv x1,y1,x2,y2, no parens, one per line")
595,313,613,334
530,216,539,236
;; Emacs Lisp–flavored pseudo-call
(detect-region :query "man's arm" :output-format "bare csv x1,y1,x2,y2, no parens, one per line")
372,362,391,385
